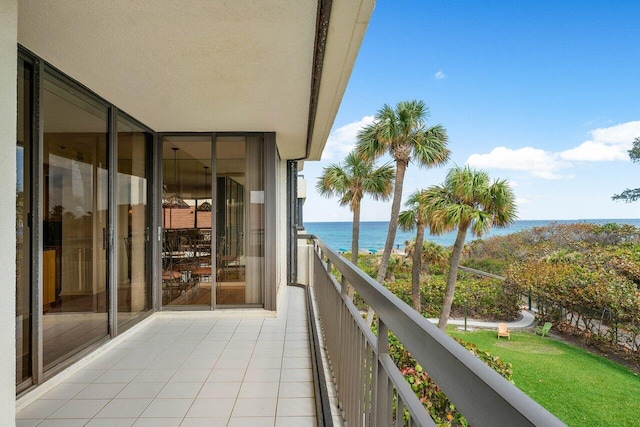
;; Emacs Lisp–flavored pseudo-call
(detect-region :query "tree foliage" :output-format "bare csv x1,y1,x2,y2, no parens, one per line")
317,151,394,267
491,222,640,359
357,100,450,289
399,189,433,312
612,136,640,202
422,166,517,330
388,330,513,426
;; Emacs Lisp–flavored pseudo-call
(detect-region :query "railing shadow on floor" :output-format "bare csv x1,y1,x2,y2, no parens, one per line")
301,234,565,427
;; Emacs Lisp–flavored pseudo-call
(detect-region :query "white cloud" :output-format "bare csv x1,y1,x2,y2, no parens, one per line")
560,141,628,161
321,116,375,161
466,120,640,179
466,146,570,180
434,70,446,80
559,121,640,161
589,120,640,145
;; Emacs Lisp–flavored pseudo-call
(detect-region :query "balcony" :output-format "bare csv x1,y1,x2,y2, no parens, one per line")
17,236,563,426
16,285,323,426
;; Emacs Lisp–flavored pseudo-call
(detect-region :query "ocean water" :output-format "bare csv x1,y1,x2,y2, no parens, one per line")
303,219,640,252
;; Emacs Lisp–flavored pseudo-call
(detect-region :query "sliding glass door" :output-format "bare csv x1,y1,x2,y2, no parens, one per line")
42,72,109,370
16,56,33,391
162,136,213,307
216,136,264,307
117,117,152,328
17,50,157,393
16,49,274,396
161,135,265,309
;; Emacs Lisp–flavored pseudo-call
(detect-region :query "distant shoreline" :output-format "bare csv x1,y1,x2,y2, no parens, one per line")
303,218,640,251
305,218,639,224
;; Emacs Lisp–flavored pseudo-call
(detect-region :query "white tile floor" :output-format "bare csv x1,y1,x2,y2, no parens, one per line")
17,286,318,427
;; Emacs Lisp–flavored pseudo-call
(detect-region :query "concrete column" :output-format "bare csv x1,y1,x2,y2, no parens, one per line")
0,0,18,423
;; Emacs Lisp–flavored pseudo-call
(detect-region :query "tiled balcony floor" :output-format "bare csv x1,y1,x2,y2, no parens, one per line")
17,286,317,427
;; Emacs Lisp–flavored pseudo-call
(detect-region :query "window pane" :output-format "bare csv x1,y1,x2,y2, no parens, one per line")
162,136,212,307
16,57,32,387
42,74,109,370
244,136,264,305
216,136,264,307
117,117,151,327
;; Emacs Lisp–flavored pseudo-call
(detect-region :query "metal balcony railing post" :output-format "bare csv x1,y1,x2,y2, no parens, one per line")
375,318,389,426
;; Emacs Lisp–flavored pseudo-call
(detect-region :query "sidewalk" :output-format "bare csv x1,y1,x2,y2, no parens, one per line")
427,309,536,330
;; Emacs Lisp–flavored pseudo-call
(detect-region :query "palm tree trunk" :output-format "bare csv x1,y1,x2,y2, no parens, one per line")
349,202,361,299
376,160,407,284
351,202,360,266
411,222,425,312
438,225,468,331
367,160,406,327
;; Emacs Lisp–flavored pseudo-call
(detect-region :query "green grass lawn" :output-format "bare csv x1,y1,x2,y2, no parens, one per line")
448,328,640,426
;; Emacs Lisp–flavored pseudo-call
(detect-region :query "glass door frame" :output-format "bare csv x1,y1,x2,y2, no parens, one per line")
157,132,217,310
156,132,276,311
16,50,38,394
111,109,156,335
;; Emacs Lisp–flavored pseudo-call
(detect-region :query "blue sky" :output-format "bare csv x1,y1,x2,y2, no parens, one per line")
302,1,640,222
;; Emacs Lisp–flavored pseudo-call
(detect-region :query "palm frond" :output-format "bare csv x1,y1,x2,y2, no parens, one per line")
357,124,387,160
412,124,450,168
398,209,417,232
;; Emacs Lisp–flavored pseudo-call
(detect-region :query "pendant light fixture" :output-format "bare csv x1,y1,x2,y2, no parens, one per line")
197,165,212,212
162,147,189,208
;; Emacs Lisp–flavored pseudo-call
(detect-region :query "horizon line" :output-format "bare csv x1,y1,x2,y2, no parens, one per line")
304,217,640,223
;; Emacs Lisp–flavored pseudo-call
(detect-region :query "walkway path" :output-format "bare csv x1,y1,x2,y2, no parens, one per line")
427,309,537,330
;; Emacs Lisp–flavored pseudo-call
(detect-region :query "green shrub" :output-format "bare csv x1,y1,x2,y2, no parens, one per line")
388,331,513,426
461,258,509,275
347,254,519,321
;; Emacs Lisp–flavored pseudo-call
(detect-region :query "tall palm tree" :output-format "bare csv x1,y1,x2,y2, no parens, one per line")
317,151,394,267
423,166,517,330
357,100,450,289
398,189,430,312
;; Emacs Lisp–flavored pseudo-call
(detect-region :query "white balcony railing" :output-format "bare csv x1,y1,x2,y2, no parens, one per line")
300,234,565,427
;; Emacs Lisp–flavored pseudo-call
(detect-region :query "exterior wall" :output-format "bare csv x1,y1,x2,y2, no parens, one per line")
0,1,18,422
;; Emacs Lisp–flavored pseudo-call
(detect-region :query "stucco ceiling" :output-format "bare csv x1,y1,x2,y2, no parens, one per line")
18,0,375,160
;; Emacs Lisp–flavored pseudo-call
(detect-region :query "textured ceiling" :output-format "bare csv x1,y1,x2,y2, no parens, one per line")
18,0,374,160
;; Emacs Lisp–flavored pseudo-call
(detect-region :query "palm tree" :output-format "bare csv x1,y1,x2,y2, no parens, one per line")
405,239,450,276
317,151,394,267
357,100,450,289
421,241,450,275
398,189,430,312
423,166,517,330
384,254,410,283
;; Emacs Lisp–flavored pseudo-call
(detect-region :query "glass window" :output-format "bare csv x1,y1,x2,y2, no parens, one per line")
16,57,33,387
117,117,152,328
216,136,264,306
162,136,213,307
42,73,109,370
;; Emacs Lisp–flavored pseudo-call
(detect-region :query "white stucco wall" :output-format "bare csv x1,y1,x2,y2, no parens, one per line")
0,1,18,424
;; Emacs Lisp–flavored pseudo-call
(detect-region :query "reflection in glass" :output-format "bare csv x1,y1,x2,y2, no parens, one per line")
244,136,265,305
162,137,213,306
216,136,264,306
42,74,109,370
117,118,151,328
16,57,32,387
